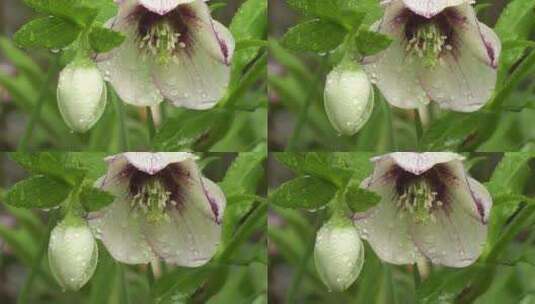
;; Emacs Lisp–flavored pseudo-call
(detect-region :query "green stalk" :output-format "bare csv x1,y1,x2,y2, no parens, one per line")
286,60,327,151
414,109,423,150
146,106,156,142
111,86,129,151
18,57,59,151
118,263,130,304
17,213,56,304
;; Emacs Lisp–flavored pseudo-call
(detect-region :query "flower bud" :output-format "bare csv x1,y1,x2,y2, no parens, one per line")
57,59,107,133
314,217,364,292
48,216,98,291
324,62,374,136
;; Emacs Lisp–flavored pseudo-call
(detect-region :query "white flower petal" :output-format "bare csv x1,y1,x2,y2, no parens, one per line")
354,199,420,265
151,43,231,109
143,203,221,266
141,166,223,266
417,41,497,112
410,199,487,267
139,0,195,15
402,0,467,18
375,152,464,175
121,152,197,175
89,199,156,264
362,2,430,109
96,20,164,107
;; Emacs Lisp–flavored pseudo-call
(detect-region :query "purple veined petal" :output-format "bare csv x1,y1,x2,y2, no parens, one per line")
88,199,157,264
150,38,231,109
385,152,464,175
177,0,234,64
402,0,467,18
447,3,501,68
466,177,492,224
409,197,488,267
141,163,224,266
121,152,197,175
416,35,498,112
362,2,430,109
139,0,196,15
201,177,226,224
354,197,421,265
96,19,164,107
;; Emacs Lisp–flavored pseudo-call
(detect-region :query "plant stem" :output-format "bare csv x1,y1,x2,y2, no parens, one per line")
17,214,56,304
287,60,327,151
111,86,129,151
118,263,130,304
218,197,267,262
146,106,156,142
414,109,423,150
18,58,59,151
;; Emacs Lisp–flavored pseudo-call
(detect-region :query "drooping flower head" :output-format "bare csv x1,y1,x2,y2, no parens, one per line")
89,152,226,266
97,0,235,109
363,0,501,112
354,152,492,267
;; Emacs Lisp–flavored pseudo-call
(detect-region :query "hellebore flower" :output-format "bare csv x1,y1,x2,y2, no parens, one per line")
48,216,98,291
315,216,365,292
88,152,226,266
363,0,501,112
57,59,107,133
353,152,492,267
97,0,235,109
324,61,374,136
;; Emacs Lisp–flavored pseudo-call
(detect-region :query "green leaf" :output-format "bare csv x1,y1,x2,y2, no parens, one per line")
269,176,337,209
79,0,118,24
23,0,99,26
220,144,267,195
89,26,125,53
495,0,535,40
287,0,382,26
275,152,351,187
420,112,495,151
355,30,392,56
344,180,380,212
79,186,115,212
153,110,233,151
13,16,81,49
229,0,267,87
9,152,86,185
282,19,346,53
5,175,71,209
487,152,535,193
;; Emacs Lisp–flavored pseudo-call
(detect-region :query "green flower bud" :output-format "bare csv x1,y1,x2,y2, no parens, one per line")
324,62,374,136
314,216,364,292
57,59,107,133
48,216,98,291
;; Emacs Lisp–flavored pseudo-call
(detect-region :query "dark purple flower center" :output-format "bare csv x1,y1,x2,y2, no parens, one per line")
401,8,463,67
391,164,453,222
123,163,189,221
129,5,197,62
